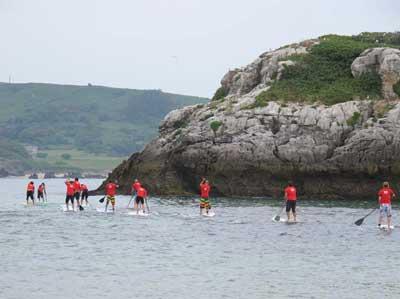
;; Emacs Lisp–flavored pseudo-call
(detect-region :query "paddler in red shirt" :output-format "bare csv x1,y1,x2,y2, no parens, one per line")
105,180,119,212
37,183,47,202
199,178,211,215
284,181,297,222
65,180,75,211
131,179,141,196
80,183,89,206
135,186,148,214
378,182,396,229
73,178,82,209
26,181,35,205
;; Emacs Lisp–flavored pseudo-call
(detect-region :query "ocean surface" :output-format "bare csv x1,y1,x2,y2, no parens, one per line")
0,178,399,299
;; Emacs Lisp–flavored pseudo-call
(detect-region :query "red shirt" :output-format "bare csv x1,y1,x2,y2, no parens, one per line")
378,187,395,205
65,182,75,196
73,181,81,192
137,187,147,198
285,186,297,201
38,185,44,192
27,183,35,192
106,183,117,196
200,183,210,198
81,184,88,191
132,182,141,192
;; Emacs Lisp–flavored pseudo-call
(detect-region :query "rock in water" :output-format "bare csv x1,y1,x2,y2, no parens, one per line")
100,37,400,199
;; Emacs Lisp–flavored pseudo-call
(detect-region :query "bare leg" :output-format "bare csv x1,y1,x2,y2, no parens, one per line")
388,216,392,229
293,212,297,222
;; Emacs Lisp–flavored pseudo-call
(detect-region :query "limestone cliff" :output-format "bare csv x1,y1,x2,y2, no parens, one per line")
100,33,400,199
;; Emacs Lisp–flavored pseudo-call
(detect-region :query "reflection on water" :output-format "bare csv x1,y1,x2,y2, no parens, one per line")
0,178,399,299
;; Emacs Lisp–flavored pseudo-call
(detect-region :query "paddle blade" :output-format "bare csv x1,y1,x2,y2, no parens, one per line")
99,197,105,203
274,215,280,222
354,218,364,226
79,205,84,211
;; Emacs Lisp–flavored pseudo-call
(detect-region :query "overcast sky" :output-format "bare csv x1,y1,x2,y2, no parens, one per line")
0,0,399,97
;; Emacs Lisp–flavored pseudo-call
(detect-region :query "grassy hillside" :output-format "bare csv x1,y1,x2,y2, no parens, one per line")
0,83,207,173
252,32,400,107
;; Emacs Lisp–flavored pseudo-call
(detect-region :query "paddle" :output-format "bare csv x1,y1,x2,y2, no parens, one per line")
79,205,84,211
145,197,150,213
126,194,135,209
99,196,105,203
273,200,286,222
354,208,377,226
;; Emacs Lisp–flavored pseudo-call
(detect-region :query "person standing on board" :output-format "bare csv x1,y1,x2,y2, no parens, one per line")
131,179,141,196
378,182,396,229
105,180,119,212
199,178,211,215
284,181,297,222
37,183,47,202
26,181,35,205
80,183,89,206
135,185,148,214
73,178,82,209
65,180,75,211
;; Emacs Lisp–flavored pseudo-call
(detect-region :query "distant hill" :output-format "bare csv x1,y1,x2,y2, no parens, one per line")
0,83,207,174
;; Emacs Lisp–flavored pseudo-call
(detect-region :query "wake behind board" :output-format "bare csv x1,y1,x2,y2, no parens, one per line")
378,224,394,230
96,207,115,213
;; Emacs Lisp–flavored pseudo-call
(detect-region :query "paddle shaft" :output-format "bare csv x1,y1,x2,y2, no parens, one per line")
277,200,286,216
363,208,377,220
145,197,150,213
126,194,135,209
355,208,377,225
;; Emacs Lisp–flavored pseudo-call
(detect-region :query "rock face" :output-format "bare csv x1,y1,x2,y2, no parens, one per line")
221,40,318,98
101,42,400,199
351,48,400,99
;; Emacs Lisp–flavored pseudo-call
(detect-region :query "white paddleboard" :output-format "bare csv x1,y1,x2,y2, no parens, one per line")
201,211,215,217
272,217,298,224
378,224,394,230
96,207,115,213
127,210,150,217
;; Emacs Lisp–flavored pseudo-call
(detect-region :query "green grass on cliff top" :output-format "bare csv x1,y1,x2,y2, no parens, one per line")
253,33,400,107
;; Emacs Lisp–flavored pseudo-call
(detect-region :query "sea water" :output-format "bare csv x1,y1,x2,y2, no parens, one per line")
0,178,399,299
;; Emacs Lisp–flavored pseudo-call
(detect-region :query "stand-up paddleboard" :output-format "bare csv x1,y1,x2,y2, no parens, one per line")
201,210,215,217
96,207,115,213
272,217,298,224
378,224,394,230
80,202,90,208
127,210,150,217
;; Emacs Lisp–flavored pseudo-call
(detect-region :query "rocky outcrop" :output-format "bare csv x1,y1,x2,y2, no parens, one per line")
221,40,318,97
101,41,400,199
101,97,400,198
351,48,400,99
